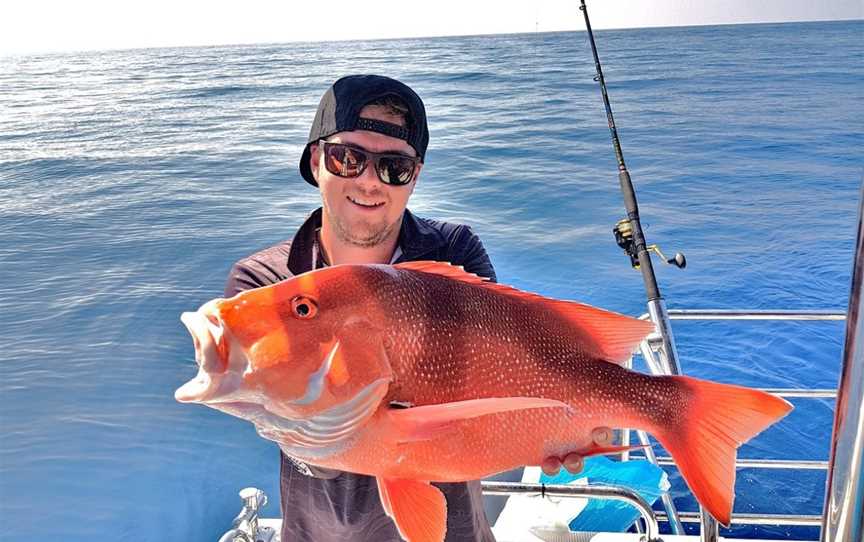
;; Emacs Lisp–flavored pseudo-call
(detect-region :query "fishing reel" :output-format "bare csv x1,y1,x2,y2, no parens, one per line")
613,219,686,270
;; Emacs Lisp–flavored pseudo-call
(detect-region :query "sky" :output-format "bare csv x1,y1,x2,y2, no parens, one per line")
1,0,861,56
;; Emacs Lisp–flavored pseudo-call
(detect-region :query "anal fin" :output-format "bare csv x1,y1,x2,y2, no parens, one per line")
377,477,447,542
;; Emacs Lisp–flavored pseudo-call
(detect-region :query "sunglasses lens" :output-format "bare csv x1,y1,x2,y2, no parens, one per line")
324,144,366,177
322,142,415,185
377,156,415,185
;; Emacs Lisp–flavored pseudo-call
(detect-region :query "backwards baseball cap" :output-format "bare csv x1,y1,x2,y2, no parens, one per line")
299,74,429,187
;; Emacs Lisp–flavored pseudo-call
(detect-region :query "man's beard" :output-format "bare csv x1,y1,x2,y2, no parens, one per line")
330,214,398,248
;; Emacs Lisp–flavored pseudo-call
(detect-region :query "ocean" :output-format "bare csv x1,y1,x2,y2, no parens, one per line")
1,20,861,541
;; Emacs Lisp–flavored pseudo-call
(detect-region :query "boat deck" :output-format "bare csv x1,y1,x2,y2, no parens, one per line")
253,519,812,542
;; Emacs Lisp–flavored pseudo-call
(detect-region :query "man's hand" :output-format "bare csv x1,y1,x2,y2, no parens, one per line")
540,426,614,477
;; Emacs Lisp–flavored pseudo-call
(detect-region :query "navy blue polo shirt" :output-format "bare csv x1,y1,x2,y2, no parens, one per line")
224,208,498,542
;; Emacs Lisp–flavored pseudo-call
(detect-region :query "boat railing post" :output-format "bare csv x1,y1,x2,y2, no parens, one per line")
699,508,720,542
820,185,864,542
646,299,721,540
638,340,685,535
647,299,682,376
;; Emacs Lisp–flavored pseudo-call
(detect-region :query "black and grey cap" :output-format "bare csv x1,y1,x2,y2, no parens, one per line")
299,74,429,187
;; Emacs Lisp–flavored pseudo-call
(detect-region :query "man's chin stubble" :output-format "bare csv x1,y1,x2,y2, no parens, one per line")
333,217,395,248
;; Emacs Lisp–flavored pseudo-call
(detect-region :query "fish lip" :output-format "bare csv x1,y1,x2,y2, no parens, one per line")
180,311,207,369
176,309,236,403
174,367,213,403
180,310,227,373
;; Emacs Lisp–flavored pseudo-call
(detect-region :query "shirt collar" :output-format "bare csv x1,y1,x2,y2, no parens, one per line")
287,208,445,274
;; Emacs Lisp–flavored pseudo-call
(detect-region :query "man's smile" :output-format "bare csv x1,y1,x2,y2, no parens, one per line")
347,195,385,209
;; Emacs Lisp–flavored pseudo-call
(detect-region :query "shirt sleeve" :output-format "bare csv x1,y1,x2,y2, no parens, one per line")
223,243,294,297
448,225,498,284
225,261,270,297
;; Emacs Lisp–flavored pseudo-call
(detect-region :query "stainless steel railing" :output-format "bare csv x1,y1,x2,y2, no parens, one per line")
635,309,845,541
481,481,662,541
655,511,824,527
217,488,276,542
657,310,845,321
649,456,829,470
821,185,864,542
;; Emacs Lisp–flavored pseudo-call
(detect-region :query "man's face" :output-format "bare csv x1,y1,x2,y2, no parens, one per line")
310,105,421,248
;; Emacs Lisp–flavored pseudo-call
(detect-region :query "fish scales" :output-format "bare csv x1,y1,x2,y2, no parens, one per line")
376,267,602,405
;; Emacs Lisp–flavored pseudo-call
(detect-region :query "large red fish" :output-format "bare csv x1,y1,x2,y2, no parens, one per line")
176,261,792,542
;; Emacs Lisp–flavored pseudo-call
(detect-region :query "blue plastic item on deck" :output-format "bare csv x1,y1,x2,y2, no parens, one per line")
539,456,669,532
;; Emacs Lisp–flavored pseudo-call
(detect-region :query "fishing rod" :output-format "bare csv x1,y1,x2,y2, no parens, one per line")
578,0,685,291
577,0,685,372
578,0,699,537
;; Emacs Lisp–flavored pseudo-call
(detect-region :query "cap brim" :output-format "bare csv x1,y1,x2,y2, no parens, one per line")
300,144,317,187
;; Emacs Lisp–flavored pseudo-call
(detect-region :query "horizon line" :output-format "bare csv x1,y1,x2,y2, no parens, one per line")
2,15,861,59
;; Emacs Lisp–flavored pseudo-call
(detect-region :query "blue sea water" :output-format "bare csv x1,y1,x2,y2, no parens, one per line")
1,20,862,541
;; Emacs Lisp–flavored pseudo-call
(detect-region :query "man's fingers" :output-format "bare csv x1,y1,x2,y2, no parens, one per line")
541,456,562,476
562,453,584,474
591,426,613,446
543,429,612,477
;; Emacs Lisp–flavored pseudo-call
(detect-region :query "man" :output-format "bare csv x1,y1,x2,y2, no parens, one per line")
224,74,588,541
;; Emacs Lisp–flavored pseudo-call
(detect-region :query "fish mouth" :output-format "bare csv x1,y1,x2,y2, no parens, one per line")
175,306,241,404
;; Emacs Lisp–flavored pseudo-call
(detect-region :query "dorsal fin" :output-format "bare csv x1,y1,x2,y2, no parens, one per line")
394,261,488,284
545,298,655,364
393,260,654,364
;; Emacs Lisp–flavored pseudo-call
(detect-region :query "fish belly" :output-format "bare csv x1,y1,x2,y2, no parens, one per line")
321,405,626,482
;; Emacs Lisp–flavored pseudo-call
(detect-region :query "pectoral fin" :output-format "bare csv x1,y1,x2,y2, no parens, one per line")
377,477,447,542
388,397,570,442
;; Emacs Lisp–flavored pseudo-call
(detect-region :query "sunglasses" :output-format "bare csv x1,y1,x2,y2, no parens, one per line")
319,141,419,186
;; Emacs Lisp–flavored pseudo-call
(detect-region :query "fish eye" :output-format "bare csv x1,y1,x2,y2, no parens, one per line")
291,296,318,319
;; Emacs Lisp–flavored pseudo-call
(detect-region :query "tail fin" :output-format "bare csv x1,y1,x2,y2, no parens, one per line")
652,376,793,525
